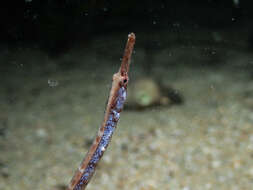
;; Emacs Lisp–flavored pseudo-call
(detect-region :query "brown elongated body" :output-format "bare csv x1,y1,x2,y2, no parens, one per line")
67,33,135,190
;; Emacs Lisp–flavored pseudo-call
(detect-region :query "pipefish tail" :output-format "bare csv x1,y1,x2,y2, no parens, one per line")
67,33,136,190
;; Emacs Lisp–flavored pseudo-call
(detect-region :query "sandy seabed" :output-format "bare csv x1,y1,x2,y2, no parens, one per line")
0,29,253,190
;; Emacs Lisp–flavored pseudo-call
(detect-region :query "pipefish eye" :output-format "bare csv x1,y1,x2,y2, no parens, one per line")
120,77,128,86
120,76,128,85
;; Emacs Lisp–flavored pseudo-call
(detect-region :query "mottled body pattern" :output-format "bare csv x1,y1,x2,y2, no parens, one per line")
67,33,135,190
74,87,126,190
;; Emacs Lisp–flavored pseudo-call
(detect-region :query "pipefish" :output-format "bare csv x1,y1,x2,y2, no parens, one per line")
67,33,136,190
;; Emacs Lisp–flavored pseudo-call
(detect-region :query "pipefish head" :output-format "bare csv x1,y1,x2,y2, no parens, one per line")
113,73,129,89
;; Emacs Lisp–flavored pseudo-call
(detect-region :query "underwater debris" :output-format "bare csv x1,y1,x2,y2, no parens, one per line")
126,78,183,110
127,78,161,107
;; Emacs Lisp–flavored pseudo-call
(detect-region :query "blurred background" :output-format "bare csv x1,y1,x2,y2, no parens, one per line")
0,0,253,190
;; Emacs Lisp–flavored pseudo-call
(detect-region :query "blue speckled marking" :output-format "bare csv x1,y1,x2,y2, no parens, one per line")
115,87,127,111
112,109,120,121
74,86,127,190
